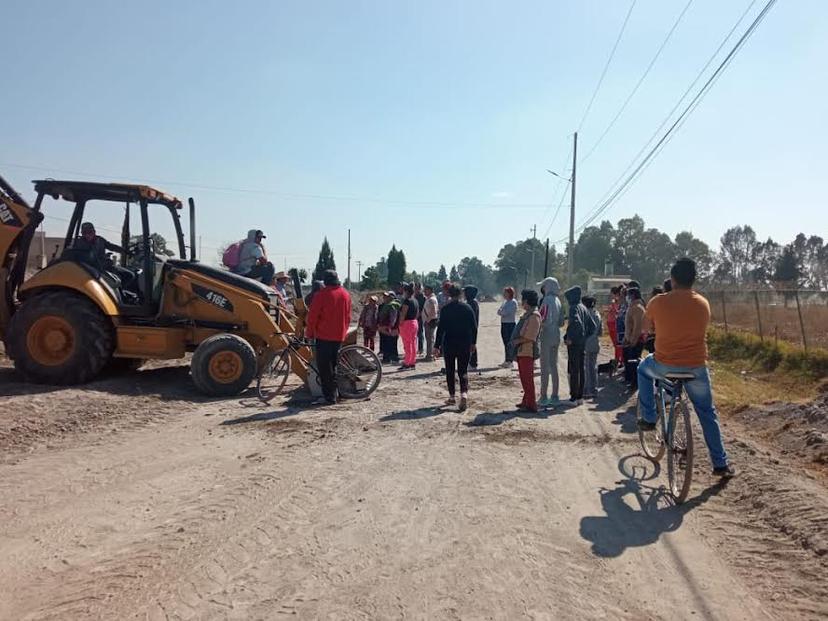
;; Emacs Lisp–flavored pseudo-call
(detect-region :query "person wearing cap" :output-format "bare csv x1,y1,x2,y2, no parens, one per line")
72,222,134,286
236,229,274,284
306,269,352,405
358,295,379,351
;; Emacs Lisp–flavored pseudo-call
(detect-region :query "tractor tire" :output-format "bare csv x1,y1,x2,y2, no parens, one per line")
191,333,256,397
6,290,114,385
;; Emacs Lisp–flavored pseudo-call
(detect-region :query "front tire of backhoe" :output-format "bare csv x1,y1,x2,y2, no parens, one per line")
191,333,257,397
7,290,114,385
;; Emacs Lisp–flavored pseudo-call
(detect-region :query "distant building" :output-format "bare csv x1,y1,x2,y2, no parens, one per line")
26,232,65,271
587,275,631,301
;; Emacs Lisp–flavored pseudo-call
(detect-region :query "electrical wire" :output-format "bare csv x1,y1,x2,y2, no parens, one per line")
1,162,552,211
577,0,637,132
580,0,695,163
559,0,772,243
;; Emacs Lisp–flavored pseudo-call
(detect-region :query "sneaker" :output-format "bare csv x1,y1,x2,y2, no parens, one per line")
713,465,736,479
637,419,656,431
446,396,457,406
550,396,560,406
312,397,332,406
459,396,468,412
500,361,511,368
538,397,551,407
424,356,434,362
576,399,584,406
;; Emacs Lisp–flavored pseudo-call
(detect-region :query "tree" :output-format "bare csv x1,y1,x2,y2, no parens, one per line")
748,238,781,285
288,267,308,283
437,264,448,282
494,238,547,288
457,256,496,295
774,245,803,287
312,237,336,281
718,225,758,283
574,221,615,274
386,245,406,286
449,265,460,281
674,231,713,282
360,265,383,291
131,233,175,257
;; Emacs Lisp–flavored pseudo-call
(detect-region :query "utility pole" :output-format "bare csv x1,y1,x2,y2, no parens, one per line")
356,260,363,284
347,228,352,289
543,238,550,278
567,132,578,282
530,224,537,284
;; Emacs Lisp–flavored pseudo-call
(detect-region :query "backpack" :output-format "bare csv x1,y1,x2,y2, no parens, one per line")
222,240,245,269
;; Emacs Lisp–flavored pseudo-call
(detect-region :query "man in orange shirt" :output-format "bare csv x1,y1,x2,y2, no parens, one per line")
637,258,734,478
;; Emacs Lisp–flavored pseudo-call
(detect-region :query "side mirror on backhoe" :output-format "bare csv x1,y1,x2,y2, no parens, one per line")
188,197,196,262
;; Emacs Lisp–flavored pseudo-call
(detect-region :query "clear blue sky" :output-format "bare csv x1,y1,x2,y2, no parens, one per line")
4,0,826,276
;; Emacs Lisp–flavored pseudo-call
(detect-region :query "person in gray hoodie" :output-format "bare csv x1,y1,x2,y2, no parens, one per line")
582,296,603,398
537,277,564,406
235,229,275,284
564,285,596,405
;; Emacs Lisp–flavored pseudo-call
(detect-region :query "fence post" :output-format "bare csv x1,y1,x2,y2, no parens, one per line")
753,290,764,342
720,291,729,333
794,290,807,352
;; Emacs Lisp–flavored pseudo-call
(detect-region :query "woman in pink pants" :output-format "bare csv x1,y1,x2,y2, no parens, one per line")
398,283,420,370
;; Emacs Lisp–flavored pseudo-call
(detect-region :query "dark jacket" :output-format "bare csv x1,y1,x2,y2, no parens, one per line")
463,286,480,326
435,299,478,350
564,286,595,348
72,235,124,268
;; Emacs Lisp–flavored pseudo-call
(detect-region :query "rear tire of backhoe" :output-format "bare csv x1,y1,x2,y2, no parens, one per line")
6,290,114,385
191,333,257,397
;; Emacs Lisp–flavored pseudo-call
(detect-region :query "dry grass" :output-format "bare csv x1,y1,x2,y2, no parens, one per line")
707,299,828,350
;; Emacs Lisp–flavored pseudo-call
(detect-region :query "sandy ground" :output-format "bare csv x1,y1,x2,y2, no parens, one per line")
1,302,826,620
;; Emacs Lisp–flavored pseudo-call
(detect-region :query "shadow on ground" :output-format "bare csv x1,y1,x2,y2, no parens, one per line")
579,454,728,558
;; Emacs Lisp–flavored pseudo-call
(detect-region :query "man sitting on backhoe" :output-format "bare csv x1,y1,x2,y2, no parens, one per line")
235,229,275,284
72,222,134,287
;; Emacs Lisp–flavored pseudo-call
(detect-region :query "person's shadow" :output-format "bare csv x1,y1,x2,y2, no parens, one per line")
579,454,728,558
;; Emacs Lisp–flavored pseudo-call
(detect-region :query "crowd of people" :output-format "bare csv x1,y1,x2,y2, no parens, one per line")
220,231,733,478
350,257,733,478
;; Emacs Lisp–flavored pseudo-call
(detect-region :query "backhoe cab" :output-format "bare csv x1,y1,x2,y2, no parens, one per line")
0,174,317,396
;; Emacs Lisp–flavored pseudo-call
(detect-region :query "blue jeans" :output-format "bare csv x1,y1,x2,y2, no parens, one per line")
637,354,729,469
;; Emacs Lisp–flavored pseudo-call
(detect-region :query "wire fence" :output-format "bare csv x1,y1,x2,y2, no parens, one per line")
700,290,828,352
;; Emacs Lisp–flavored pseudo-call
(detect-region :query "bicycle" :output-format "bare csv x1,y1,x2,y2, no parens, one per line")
257,335,382,403
637,371,696,504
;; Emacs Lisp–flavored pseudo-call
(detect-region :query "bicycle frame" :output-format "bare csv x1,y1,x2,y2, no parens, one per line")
655,378,684,444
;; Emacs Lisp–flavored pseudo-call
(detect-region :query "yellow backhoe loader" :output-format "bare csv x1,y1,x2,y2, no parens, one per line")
0,175,380,398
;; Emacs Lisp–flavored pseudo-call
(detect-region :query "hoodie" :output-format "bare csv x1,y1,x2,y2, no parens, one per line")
236,229,265,274
462,286,480,327
564,286,595,347
538,277,563,345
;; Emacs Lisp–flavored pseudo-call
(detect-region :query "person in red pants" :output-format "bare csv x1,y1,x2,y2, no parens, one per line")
512,289,542,412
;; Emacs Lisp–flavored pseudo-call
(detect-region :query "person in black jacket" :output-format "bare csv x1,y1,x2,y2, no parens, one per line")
435,284,477,411
462,285,480,370
564,285,595,405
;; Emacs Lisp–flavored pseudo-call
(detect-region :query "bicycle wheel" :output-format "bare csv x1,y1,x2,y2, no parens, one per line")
257,349,291,403
336,345,382,399
637,390,665,462
667,397,695,503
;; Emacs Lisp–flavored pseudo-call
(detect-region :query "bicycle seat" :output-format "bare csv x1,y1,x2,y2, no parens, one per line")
664,372,695,381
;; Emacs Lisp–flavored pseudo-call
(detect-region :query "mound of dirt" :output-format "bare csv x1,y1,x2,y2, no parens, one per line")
734,393,828,467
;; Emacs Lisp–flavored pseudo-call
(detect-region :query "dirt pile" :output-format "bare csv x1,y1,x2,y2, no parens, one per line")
733,390,828,467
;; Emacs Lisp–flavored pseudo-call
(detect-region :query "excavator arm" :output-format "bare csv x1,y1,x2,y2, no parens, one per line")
0,174,42,335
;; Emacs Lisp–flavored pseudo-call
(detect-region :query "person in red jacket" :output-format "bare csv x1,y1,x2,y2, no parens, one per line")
306,269,352,405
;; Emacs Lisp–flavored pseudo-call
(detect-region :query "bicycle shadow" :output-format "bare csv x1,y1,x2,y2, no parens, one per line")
579,454,728,558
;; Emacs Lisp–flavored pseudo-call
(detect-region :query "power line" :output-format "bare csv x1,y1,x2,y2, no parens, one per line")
580,0,695,163
1,162,552,211
561,0,772,242
577,0,637,132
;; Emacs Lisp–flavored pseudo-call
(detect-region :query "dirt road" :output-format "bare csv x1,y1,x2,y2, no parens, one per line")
1,303,826,619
